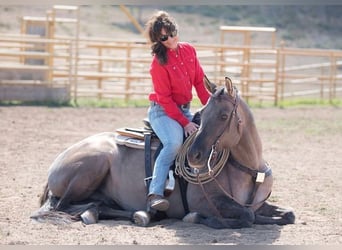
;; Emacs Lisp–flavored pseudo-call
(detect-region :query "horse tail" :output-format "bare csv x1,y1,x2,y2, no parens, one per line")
39,183,50,206
32,183,81,224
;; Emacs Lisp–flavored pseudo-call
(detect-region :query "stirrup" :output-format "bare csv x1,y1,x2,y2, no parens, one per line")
164,170,175,196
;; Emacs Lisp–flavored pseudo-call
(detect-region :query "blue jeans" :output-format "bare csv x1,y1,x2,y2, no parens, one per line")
147,102,193,197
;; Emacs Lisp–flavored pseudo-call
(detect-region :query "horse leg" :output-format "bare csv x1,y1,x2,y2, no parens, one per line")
97,206,151,227
53,179,81,211
184,196,255,229
79,205,150,227
78,205,132,224
75,191,150,226
183,212,253,229
254,201,295,225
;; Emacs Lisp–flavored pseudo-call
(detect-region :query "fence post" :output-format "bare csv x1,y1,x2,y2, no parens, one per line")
67,40,72,101
214,46,220,84
219,32,225,81
241,31,251,103
97,47,103,99
279,41,285,104
70,41,77,103
329,52,337,102
125,44,132,103
320,65,324,101
274,47,280,106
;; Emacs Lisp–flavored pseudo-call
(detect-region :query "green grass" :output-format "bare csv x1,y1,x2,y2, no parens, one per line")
73,98,151,108
245,98,342,109
277,98,342,108
0,100,72,107
1,97,341,108
0,98,150,108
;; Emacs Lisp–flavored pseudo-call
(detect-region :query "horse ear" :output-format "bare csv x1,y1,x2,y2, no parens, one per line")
225,77,234,96
203,75,217,94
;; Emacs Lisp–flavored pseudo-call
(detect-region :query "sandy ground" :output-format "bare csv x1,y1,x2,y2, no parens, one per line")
0,106,341,245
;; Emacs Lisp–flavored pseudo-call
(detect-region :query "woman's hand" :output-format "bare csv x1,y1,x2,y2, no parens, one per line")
184,122,199,137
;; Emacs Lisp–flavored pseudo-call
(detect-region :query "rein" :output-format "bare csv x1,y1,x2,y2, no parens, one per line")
175,132,229,184
175,87,272,214
206,86,240,173
200,155,273,208
211,86,240,149
176,134,272,209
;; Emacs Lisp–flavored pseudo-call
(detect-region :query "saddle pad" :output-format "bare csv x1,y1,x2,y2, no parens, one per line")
115,134,159,150
116,127,146,140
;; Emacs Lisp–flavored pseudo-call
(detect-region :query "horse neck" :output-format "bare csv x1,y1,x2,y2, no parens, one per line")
230,103,263,171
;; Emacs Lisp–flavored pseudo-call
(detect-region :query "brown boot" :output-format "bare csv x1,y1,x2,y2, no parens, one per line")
148,194,169,211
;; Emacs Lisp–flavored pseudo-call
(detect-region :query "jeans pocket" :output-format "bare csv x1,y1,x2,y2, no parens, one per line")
149,103,165,120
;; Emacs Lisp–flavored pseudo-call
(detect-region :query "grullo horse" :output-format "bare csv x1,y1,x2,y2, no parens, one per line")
31,77,295,229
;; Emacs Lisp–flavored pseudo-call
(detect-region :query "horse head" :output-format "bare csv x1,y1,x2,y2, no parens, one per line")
187,77,243,169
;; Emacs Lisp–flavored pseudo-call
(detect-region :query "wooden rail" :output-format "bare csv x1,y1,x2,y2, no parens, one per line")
0,34,341,105
0,35,73,101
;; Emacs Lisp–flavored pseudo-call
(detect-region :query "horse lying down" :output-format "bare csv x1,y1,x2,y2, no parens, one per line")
31,77,295,229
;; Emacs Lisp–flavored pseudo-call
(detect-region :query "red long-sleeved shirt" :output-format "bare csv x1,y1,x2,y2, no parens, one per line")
149,42,210,127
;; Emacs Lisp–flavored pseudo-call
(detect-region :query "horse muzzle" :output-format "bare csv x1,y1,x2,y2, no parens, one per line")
187,144,210,169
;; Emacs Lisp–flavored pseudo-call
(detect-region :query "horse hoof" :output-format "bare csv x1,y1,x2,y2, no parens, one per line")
285,211,296,224
182,212,200,224
133,211,150,227
81,208,99,225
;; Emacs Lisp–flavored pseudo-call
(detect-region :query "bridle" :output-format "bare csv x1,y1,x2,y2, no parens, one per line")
175,86,272,217
206,86,240,174
175,87,239,184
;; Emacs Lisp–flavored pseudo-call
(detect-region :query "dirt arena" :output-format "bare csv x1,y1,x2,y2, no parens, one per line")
0,105,341,245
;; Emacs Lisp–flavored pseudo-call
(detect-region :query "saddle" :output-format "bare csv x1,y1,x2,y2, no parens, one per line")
115,118,175,196
115,113,201,213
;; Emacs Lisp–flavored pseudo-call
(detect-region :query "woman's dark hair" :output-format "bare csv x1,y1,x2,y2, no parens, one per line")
145,11,178,65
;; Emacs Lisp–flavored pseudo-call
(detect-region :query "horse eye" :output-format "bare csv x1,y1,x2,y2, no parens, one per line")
221,114,228,120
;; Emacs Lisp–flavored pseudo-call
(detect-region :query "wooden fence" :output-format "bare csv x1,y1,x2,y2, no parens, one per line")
0,34,341,105
0,35,72,102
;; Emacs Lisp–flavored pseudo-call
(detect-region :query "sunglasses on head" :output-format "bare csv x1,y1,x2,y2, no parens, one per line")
159,30,178,42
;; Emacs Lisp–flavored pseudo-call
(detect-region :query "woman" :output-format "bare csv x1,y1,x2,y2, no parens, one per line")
145,10,210,211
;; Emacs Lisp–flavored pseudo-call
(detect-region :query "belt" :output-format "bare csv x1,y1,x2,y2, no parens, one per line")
150,101,190,109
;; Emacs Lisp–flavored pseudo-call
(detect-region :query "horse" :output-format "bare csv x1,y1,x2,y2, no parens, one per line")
31,76,295,229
